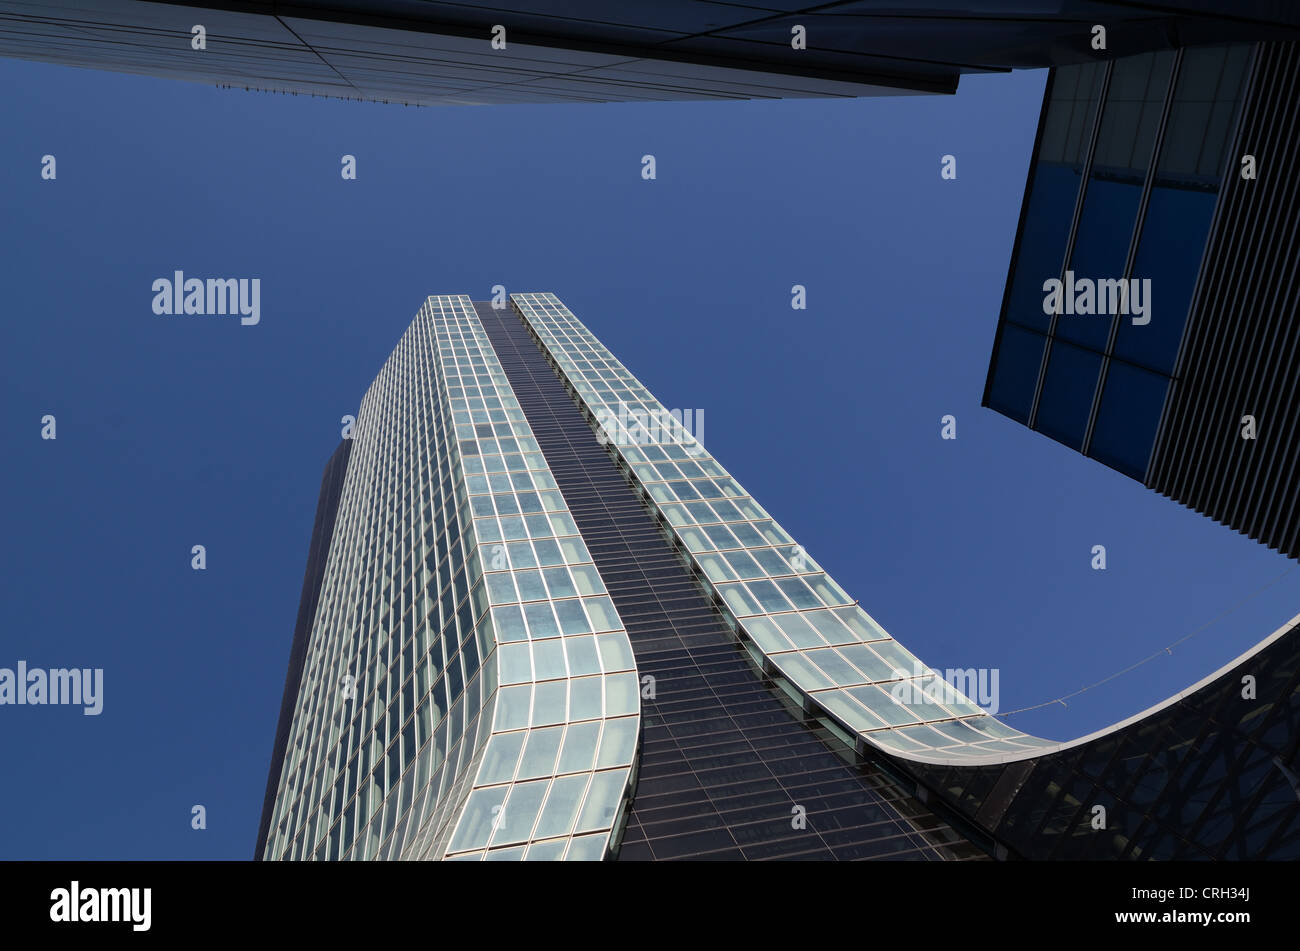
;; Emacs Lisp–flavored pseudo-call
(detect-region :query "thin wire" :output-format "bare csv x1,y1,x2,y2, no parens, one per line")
1000,564,1298,717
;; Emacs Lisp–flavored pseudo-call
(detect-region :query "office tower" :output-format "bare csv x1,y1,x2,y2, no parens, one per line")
259,293,1299,860
256,294,988,861
984,41,1300,559
2,2,1298,106
256,297,646,862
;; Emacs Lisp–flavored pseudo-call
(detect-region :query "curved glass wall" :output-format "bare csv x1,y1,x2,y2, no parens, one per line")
510,292,1059,766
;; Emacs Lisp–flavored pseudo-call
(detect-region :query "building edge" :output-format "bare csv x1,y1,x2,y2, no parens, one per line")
254,439,353,859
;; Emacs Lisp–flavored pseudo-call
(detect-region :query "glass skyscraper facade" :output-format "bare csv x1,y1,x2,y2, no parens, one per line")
2,1,1296,106
261,293,1299,860
259,297,643,862
985,40,1300,560
260,294,992,861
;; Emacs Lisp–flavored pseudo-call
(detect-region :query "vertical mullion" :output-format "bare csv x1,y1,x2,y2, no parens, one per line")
1028,59,1112,431
1081,50,1183,456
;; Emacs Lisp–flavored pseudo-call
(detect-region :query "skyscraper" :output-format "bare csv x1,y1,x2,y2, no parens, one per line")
984,40,1300,559
260,293,1300,860
257,294,988,861
2,1,1297,106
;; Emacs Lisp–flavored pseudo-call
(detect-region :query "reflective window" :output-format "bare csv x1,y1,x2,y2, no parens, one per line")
1091,51,1174,175
988,322,1047,424
1087,361,1170,480
1034,341,1102,450
1057,176,1135,351
1115,46,1247,374
1004,62,1105,333
1115,186,1216,373
1005,164,1079,333
1059,52,1173,352
1158,45,1250,182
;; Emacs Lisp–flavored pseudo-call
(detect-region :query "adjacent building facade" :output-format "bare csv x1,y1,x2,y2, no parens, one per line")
2,2,1298,105
984,40,1300,559
259,293,1300,860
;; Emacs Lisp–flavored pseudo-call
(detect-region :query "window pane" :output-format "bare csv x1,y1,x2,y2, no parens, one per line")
574,769,628,834
1059,53,1171,352
517,726,564,780
491,779,548,846
447,786,508,853
532,774,589,840
987,324,1046,424
1115,186,1215,373
1005,62,1105,333
1035,340,1102,450
595,717,638,769
477,730,525,786
557,720,600,773
1087,361,1170,479
523,602,560,639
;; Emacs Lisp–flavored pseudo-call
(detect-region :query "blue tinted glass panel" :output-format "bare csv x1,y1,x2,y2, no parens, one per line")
1056,52,1173,353
1005,163,1080,333
1034,341,1102,451
1058,177,1140,351
987,324,1047,423
1004,62,1104,335
1114,186,1217,374
1087,361,1170,480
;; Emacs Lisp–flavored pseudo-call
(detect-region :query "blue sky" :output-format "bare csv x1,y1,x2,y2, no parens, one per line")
2,58,1296,860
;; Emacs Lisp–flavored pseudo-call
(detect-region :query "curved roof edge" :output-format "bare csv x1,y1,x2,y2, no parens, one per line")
866,612,1300,768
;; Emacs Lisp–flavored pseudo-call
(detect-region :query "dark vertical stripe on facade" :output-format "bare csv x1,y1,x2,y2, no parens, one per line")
255,439,353,859
474,300,982,861
1149,42,1300,559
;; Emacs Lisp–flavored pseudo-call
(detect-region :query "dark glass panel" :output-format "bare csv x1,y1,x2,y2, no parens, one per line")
1034,340,1102,450
1057,176,1139,351
1113,46,1249,374
1159,45,1251,183
1114,186,1216,373
1005,164,1080,334
987,325,1047,423
1091,51,1175,178
1004,62,1105,333
1059,53,1172,352
1087,360,1169,479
